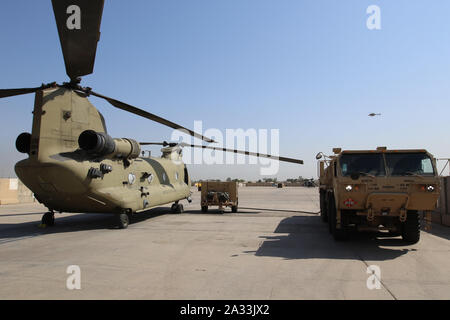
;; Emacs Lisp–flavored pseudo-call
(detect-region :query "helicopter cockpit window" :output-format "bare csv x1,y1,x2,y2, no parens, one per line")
128,173,136,185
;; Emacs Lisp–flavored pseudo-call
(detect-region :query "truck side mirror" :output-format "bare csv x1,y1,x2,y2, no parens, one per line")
316,153,323,160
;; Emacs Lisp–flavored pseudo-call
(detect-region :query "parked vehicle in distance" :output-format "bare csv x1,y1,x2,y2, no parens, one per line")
201,181,238,213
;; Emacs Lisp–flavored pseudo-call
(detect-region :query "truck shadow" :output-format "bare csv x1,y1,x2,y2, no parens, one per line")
247,216,416,261
423,223,450,241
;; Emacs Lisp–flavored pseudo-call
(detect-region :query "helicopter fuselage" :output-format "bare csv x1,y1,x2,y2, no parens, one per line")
15,88,191,214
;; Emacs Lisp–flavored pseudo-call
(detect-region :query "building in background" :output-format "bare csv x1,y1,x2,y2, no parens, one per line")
0,178,34,205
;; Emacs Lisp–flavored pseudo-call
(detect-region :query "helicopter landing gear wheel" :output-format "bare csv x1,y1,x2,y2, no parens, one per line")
41,211,55,226
116,212,130,229
171,203,184,214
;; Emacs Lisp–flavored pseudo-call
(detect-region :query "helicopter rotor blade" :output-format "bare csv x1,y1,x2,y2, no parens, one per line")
51,0,105,80
89,91,215,143
139,142,303,164
181,143,304,164
0,87,44,99
139,142,170,146
0,83,57,99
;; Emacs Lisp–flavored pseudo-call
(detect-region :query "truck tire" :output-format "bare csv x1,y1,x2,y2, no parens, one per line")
320,190,328,222
401,211,420,244
327,193,333,234
328,194,347,241
201,206,208,213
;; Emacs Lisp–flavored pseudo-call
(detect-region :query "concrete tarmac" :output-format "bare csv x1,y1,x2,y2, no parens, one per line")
0,187,449,299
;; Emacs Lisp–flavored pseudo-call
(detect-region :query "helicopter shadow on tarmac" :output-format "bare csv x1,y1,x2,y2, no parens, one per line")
0,204,263,243
0,206,176,242
244,216,416,261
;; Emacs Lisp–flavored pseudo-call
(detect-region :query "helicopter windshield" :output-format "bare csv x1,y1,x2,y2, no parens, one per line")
339,153,385,177
385,153,435,176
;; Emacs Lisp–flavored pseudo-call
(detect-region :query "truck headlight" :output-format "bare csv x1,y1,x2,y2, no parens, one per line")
345,185,353,192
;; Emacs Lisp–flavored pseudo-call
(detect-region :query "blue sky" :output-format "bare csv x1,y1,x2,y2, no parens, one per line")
1,0,450,180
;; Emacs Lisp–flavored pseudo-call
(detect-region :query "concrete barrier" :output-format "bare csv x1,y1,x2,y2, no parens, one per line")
434,177,450,227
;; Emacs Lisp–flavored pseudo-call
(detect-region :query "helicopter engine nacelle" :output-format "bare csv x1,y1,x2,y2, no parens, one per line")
78,130,141,160
16,132,32,154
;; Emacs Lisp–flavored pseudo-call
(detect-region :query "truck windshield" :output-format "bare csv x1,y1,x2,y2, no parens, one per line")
385,153,435,176
339,153,385,177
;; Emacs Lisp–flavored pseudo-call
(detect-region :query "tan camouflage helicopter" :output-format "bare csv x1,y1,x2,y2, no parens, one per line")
0,0,303,229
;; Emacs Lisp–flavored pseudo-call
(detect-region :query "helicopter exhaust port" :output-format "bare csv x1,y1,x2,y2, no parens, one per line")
78,130,141,159
78,130,115,156
15,132,32,154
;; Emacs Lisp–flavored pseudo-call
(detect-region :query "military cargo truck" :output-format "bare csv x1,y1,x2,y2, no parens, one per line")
317,147,440,243
201,181,238,213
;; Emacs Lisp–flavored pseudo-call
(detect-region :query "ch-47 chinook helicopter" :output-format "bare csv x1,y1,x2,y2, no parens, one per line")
0,0,303,229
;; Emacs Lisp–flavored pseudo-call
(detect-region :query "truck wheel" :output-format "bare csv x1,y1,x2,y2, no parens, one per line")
320,190,328,222
201,206,208,213
231,205,238,213
327,193,333,233
328,195,347,241
401,211,420,244
388,231,401,237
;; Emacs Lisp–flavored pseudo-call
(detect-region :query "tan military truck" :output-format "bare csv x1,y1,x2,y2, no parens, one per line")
317,147,440,243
